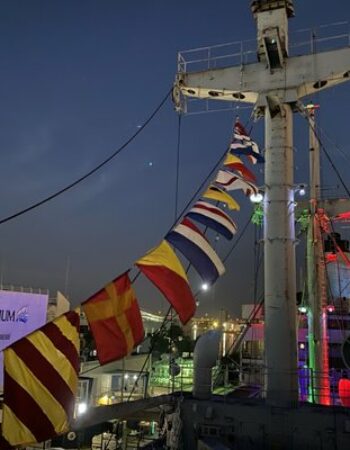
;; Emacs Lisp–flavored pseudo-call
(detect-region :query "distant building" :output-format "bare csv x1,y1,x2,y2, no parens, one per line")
47,290,70,321
0,287,70,393
78,354,151,408
77,309,171,410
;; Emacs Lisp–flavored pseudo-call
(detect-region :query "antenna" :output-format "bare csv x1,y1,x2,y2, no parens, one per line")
64,256,71,300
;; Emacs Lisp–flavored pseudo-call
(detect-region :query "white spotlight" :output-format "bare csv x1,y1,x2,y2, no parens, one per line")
250,192,263,203
201,283,209,291
77,402,87,415
296,184,306,196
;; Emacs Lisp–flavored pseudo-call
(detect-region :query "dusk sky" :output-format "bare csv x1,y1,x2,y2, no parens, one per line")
0,1,350,317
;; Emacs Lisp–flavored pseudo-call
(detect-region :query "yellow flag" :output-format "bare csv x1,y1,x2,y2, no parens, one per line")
203,185,240,210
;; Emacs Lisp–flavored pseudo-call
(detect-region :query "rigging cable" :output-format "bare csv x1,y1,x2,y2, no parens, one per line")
131,137,245,394
170,113,182,392
131,122,234,285
0,87,173,226
128,118,234,397
129,174,255,396
79,306,172,378
316,117,350,166
184,110,255,277
130,118,257,356
174,114,182,221
121,114,257,396
325,221,347,338
223,212,253,263
303,107,350,331
126,306,172,402
302,112,350,199
212,214,258,387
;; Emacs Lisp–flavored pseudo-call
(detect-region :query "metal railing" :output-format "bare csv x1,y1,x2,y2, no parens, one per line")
201,366,350,407
177,21,349,115
177,21,350,75
151,373,194,391
289,21,350,57
0,284,49,295
177,39,257,74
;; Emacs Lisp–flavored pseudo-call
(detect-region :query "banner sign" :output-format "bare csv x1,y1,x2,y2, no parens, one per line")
0,290,48,390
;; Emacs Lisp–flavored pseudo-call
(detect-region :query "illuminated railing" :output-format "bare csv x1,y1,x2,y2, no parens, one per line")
141,310,164,323
189,366,350,407
93,389,144,406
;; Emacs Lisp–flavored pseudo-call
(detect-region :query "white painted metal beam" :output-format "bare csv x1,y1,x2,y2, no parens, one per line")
263,99,298,406
176,47,350,106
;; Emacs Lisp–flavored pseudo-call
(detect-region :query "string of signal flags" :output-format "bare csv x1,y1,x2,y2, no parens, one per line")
0,118,264,449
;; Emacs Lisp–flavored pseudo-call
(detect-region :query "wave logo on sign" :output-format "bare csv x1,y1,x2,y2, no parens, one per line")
16,306,29,324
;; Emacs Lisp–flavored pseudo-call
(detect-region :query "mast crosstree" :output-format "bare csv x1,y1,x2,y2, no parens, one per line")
173,0,350,406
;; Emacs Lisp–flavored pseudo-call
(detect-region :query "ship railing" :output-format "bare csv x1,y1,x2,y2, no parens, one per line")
151,373,193,391
177,21,349,115
289,21,350,58
177,39,257,74
89,389,145,407
177,21,350,75
198,366,350,407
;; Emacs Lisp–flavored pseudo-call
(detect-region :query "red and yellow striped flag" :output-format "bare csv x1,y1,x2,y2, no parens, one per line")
136,241,196,324
83,272,144,365
1,310,80,447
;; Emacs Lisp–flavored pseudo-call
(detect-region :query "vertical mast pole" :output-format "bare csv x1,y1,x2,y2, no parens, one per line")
307,107,330,404
309,108,320,203
173,0,350,409
251,0,298,406
264,101,298,406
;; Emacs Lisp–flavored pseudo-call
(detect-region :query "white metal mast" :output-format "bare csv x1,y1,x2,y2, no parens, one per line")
173,0,350,406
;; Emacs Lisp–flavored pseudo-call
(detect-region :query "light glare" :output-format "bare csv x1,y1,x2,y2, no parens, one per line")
201,283,209,291
77,402,87,415
327,305,335,313
250,192,263,203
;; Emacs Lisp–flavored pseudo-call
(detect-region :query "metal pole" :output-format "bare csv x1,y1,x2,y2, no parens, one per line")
264,100,298,406
307,108,330,404
307,111,319,400
307,216,317,401
315,217,331,405
121,357,125,402
309,109,320,203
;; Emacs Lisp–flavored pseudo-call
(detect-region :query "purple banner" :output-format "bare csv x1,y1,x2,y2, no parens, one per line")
0,290,48,389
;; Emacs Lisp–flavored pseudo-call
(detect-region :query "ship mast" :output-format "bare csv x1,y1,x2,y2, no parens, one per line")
306,106,330,404
173,0,350,407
